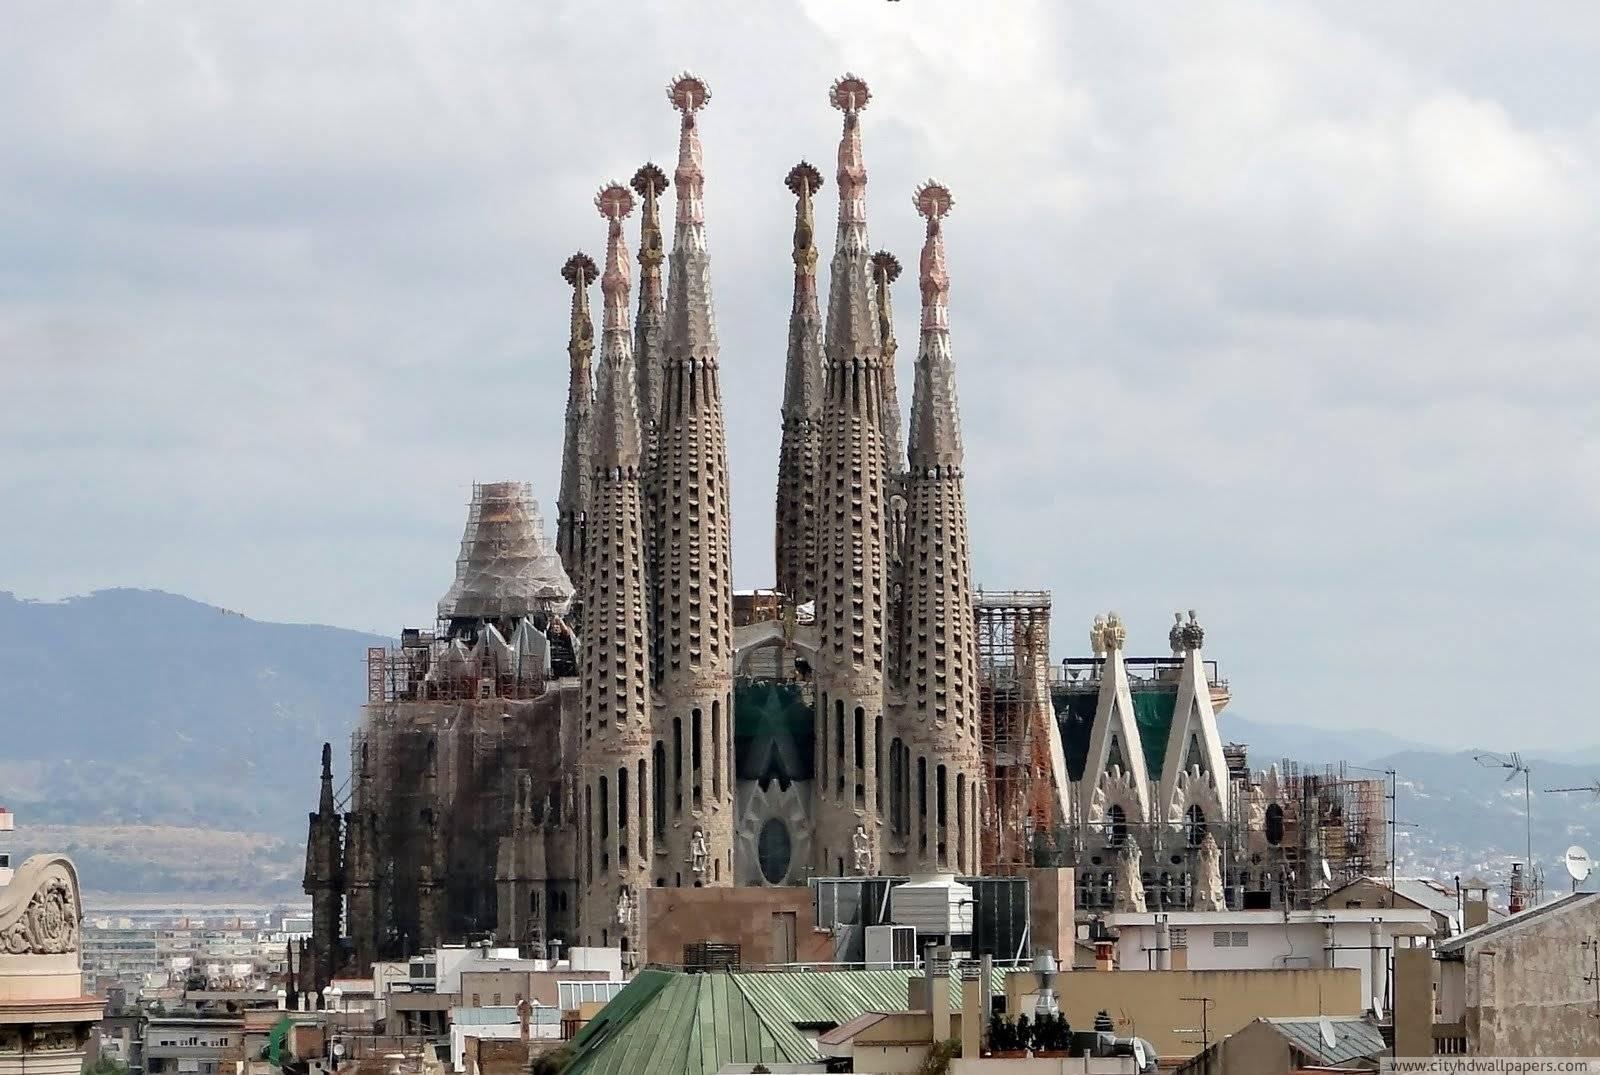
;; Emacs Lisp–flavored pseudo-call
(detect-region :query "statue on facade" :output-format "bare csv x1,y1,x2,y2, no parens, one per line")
616,886,635,928
852,824,872,875
1112,839,1145,913
1180,609,1205,652
1104,612,1127,653
689,827,709,878
1194,831,1225,911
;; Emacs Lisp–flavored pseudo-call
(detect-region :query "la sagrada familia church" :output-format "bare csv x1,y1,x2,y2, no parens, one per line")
302,72,1385,986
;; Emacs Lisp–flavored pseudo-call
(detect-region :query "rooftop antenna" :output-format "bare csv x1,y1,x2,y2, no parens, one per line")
1475,751,1538,905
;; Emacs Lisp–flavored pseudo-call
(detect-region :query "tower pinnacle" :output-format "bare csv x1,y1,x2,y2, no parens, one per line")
898,180,981,874
775,162,826,603
578,181,654,940
654,71,734,890
908,181,961,470
595,183,641,471
631,163,670,463
814,74,890,877
556,252,598,580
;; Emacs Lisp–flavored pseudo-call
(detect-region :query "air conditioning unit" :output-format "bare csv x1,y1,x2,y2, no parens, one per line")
865,924,917,970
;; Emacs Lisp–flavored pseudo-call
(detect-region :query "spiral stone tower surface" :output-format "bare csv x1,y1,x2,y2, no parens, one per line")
812,74,891,878
652,73,735,887
632,161,670,665
556,254,597,581
898,181,982,874
578,183,655,945
774,161,826,605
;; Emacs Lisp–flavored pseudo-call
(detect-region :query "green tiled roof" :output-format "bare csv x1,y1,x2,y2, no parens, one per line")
564,970,796,1075
564,967,1005,1075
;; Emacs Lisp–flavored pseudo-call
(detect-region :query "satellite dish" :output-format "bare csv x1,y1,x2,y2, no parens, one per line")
1319,1016,1337,1049
1564,846,1592,882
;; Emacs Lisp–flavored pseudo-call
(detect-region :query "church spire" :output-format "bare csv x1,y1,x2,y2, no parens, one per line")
578,182,654,937
898,181,982,875
871,250,904,473
812,74,890,878
594,184,643,471
775,161,825,603
907,182,962,470
631,162,669,473
653,72,734,889
556,252,598,581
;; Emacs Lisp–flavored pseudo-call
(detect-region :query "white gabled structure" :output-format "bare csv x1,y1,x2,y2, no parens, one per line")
1079,613,1153,833
1158,611,1231,832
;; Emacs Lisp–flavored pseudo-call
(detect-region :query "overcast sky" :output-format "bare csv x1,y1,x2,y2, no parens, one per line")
3,2,1597,751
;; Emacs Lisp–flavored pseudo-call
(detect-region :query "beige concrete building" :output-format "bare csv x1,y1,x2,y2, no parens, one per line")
1434,890,1600,1056
1175,1015,1388,1075
1002,966,1365,1062
0,853,100,1075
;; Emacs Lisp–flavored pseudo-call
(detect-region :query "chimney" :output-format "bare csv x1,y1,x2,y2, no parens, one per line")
1094,940,1114,972
925,943,949,1043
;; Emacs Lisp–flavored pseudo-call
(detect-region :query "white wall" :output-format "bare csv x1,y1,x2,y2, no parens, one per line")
1110,912,1427,1011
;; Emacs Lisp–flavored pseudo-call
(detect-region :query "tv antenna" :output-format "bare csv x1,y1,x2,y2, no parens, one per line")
1476,752,1538,904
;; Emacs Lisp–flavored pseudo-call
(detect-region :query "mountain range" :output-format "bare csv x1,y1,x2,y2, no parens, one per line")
4,588,1596,897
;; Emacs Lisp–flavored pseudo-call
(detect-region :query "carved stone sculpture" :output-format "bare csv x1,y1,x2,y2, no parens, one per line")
0,871,78,956
1090,616,1107,658
852,824,872,874
1112,840,1145,914
689,828,709,877
1194,832,1225,911
1104,612,1127,653
1169,612,1184,656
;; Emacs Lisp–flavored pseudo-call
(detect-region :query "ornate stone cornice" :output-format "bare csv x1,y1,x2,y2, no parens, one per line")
0,855,81,956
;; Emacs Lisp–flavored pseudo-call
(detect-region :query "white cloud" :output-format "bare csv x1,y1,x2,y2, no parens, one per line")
2,0,1598,748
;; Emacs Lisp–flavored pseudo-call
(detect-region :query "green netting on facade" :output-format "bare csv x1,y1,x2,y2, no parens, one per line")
1051,685,1179,782
733,678,815,784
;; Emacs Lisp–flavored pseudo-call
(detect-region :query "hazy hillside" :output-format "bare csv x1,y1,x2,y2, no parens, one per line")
0,589,383,894
4,588,1598,897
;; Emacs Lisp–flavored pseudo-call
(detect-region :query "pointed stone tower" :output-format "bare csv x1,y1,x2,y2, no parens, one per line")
556,254,598,581
812,74,890,877
632,161,670,665
775,161,826,604
1080,613,1154,840
303,742,342,987
897,182,983,875
579,182,656,943
1158,611,1230,836
871,250,905,475
652,73,735,888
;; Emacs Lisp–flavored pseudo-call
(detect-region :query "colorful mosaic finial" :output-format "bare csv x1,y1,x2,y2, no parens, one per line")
914,180,953,332
830,74,870,230
667,73,710,227
786,162,823,273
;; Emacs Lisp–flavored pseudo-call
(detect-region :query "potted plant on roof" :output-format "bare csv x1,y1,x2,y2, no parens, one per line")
986,1013,1025,1058
1034,1012,1072,1058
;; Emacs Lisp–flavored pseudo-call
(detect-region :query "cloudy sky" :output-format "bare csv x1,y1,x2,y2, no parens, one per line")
3,1,1597,751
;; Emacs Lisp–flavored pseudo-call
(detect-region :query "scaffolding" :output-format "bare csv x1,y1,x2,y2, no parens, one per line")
975,590,1060,874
